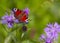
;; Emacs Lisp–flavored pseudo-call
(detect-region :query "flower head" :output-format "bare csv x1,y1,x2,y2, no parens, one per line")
40,22,60,43
1,11,19,28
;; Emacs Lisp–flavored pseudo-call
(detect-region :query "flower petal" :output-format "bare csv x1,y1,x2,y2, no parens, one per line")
14,19,19,23
1,20,7,24
24,8,29,15
7,23,13,28
40,34,45,40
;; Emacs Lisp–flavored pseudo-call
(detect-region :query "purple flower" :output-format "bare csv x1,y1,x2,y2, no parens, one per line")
1,11,19,28
40,22,60,43
23,8,29,15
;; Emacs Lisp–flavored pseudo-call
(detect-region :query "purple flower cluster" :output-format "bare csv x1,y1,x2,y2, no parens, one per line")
1,11,19,28
40,22,60,43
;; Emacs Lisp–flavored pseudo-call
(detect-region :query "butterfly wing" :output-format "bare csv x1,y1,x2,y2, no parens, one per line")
20,14,27,22
14,9,22,19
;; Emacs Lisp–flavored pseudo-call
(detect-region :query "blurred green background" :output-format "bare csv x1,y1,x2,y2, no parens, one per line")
0,0,60,43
